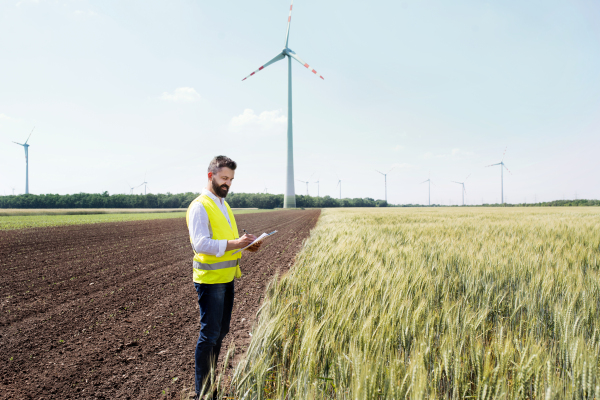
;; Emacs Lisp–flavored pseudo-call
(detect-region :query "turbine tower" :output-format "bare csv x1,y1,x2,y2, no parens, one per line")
314,178,320,197
421,174,432,206
452,174,470,206
12,127,35,194
376,167,394,203
297,179,309,196
242,0,324,208
486,148,511,204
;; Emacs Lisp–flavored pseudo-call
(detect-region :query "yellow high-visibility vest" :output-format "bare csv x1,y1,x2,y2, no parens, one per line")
186,194,242,284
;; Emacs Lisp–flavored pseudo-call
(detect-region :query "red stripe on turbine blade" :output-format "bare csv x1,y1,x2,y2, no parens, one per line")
320,76,324,80
304,63,309,68
259,66,264,70
250,72,255,76
290,5,293,10
242,78,247,81
288,16,291,21
312,69,317,74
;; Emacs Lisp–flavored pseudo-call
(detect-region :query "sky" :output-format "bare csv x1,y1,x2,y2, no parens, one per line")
1,0,599,205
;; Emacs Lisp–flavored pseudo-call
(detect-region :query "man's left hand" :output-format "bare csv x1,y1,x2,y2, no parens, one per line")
247,241,262,252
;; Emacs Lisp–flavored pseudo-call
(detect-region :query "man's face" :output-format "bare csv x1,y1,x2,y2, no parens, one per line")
210,167,235,198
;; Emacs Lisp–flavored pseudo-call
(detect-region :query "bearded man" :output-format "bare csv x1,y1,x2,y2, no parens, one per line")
186,155,261,399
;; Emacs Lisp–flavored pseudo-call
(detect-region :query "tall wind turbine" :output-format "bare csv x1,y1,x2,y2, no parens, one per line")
486,148,511,204
376,167,394,203
139,174,148,195
242,0,324,208
452,174,470,206
297,179,309,196
12,127,35,194
314,177,320,197
421,174,432,206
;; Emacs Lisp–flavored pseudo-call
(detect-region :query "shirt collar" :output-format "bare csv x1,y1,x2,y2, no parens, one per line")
202,188,224,205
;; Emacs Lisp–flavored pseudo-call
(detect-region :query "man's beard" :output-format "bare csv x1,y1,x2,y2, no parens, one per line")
212,178,230,198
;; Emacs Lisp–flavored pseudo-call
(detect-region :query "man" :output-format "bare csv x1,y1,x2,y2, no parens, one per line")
186,155,261,400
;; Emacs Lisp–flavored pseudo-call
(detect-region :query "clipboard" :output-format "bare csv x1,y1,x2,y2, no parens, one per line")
232,230,278,254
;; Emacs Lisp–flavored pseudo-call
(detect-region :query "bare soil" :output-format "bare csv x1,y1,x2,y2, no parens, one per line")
0,209,320,399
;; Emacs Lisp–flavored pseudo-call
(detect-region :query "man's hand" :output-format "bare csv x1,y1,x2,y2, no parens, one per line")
226,234,256,251
237,234,256,248
246,241,262,252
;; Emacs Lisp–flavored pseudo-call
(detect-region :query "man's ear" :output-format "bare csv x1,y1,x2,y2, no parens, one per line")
208,171,213,180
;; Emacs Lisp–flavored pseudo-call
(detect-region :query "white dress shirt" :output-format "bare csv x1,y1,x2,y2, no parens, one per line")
188,188,232,258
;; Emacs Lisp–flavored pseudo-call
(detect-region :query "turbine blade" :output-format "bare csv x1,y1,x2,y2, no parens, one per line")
501,146,507,162
241,52,285,81
452,181,461,184
485,163,501,167
284,0,294,47
13,141,24,146
504,164,513,175
375,170,384,175
288,52,324,80
465,173,471,181
420,180,428,184
386,166,395,174
24,126,35,144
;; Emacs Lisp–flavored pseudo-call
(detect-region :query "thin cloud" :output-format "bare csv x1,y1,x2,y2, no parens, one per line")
229,109,286,135
0,113,13,121
160,87,201,102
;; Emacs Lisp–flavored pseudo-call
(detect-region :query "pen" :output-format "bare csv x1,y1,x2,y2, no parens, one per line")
243,229,248,235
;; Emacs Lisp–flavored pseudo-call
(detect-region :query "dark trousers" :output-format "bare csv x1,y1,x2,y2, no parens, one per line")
194,280,235,395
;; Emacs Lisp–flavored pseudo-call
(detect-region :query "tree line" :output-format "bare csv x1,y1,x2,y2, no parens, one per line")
0,192,389,209
0,192,597,209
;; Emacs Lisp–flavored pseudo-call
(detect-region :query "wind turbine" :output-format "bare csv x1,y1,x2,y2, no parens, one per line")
126,182,136,195
12,127,34,194
375,167,394,203
486,148,512,204
297,179,309,196
452,174,471,206
314,177,320,197
242,0,324,209
421,173,432,206
140,174,148,195
335,173,342,200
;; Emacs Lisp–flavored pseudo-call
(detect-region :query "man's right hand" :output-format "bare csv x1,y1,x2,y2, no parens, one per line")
225,234,257,252
236,234,256,249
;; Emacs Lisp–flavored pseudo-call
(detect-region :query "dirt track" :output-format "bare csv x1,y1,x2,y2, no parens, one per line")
0,209,320,399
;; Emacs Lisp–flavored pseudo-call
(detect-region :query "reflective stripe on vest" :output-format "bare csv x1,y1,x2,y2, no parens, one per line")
193,259,239,271
185,193,242,284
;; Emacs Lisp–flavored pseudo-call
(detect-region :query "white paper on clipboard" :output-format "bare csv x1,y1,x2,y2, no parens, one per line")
232,230,278,254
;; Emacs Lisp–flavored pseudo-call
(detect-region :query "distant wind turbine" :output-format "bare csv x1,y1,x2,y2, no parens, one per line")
421,173,432,206
140,174,148,195
12,127,35,194
376,167,394,203
486,148,512,204
452,174,471,206
242,0,325,208
314,177,320,197
296,179,309,196
335,174,342,200
126,181,136,195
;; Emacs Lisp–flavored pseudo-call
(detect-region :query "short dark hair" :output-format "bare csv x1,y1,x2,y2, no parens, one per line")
208,155,237,175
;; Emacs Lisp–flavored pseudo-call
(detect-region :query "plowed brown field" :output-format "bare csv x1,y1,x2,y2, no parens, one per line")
0,209,320,399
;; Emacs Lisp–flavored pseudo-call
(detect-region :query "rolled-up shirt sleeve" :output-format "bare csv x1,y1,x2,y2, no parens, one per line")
188,202,228,257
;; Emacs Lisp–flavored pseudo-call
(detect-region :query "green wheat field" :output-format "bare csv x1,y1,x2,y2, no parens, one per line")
232,207,600,399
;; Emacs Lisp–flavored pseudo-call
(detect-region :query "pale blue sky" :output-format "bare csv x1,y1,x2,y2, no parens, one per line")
1,0,599,205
